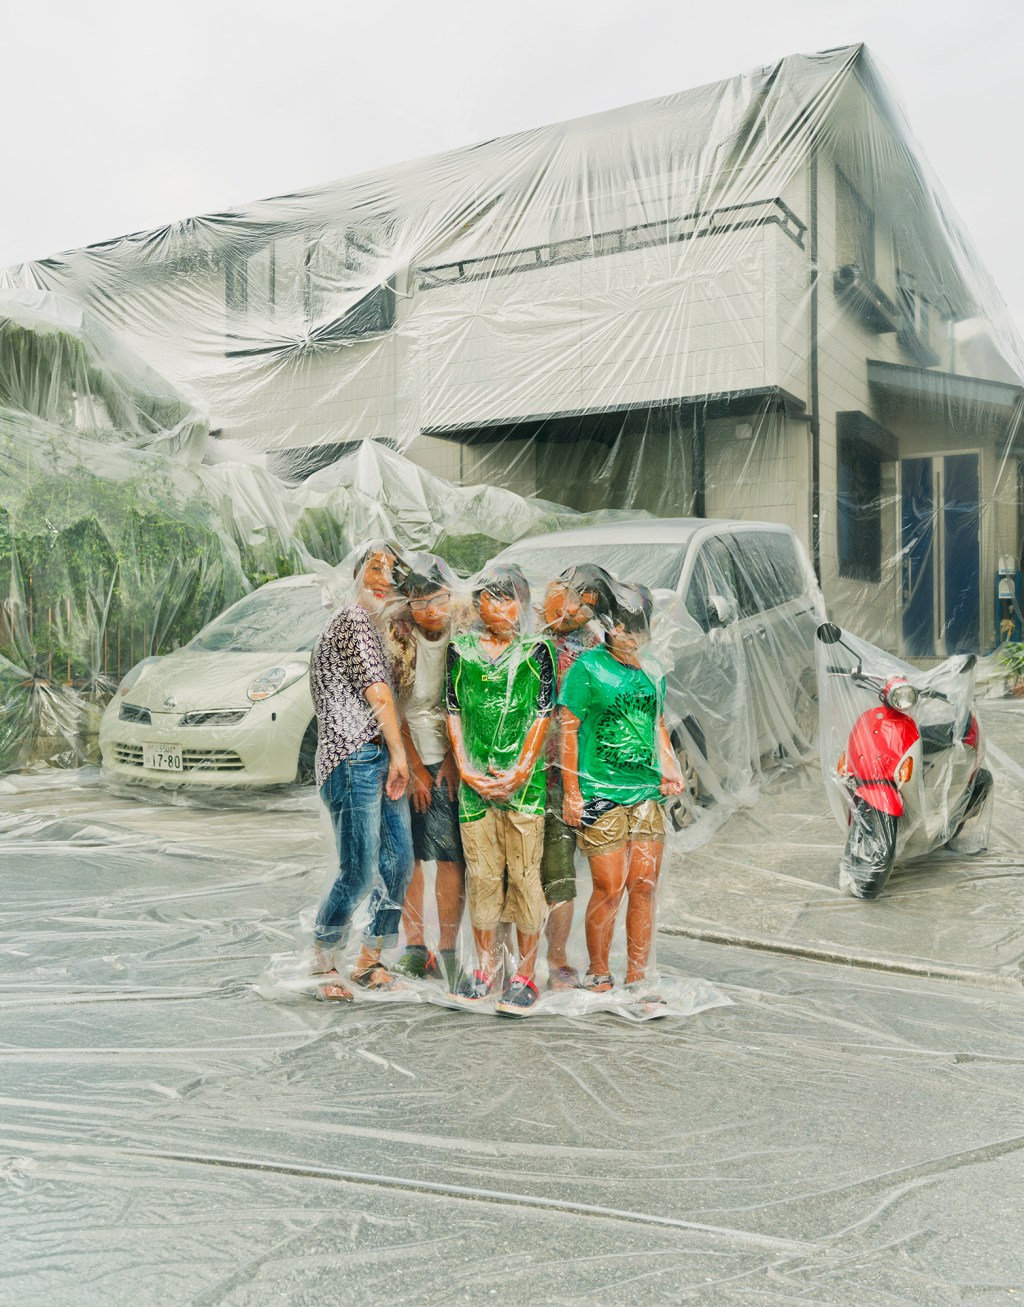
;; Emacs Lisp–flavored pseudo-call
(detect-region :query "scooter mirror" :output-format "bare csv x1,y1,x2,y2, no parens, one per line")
816,622,842,645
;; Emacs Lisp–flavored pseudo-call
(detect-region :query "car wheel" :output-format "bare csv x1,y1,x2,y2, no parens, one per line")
297,718,318,784
664,721,705,832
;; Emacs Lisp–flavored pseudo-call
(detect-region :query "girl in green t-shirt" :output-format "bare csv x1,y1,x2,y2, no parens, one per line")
558,583,686,995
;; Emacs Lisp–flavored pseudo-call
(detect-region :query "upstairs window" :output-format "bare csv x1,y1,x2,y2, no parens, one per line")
835,166,875,278
225,224,395,354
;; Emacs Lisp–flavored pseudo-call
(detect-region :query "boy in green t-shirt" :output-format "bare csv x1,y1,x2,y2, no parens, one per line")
539,564,615,991
558,582,686,995
445,565,555,1016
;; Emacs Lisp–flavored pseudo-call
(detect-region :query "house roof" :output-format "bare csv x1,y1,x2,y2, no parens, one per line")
2,43,1020,429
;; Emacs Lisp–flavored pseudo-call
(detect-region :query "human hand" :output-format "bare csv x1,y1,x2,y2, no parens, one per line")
386,754,410,801
410,765,433,813
481,765,522,802
470,769,513,802
562,787,583,828
659,770,687,797
437,754,459,801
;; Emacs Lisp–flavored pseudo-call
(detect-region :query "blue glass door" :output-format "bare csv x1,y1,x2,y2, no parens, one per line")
901,458,935,656
942,453,980,653
901,454,980,656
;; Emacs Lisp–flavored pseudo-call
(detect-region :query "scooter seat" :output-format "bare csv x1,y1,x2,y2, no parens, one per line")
918,723,957,755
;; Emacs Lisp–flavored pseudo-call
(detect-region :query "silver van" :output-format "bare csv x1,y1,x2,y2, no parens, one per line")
494,518,826,824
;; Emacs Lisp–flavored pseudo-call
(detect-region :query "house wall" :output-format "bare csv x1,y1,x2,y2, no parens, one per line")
128,208,812,468
704,411,812,545
812,130,918,649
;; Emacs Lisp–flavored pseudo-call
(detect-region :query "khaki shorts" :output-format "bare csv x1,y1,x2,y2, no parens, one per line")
460,807,547,933
575,799,665,857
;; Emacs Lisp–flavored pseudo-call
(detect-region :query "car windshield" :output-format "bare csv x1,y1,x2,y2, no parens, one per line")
189,585,327,653
498,541,689,590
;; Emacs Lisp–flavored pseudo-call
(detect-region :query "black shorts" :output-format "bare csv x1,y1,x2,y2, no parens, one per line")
411,763,464,864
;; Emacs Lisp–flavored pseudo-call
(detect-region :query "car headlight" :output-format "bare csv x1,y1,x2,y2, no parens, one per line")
246,662,307,702
118,656,162,696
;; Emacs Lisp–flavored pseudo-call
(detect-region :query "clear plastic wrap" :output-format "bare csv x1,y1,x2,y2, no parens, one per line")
4,41,1024,1296
816,621,993,898
1,42,1021,780
261,547,715,1018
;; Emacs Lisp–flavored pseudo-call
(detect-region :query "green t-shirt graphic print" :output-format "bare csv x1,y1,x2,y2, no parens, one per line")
445,632,555,822
558,646,666,806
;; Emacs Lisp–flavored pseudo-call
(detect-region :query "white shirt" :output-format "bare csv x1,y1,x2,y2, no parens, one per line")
404,629,449,765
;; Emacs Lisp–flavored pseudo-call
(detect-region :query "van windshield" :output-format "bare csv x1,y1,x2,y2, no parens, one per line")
498,541,688,590
190,586,327,653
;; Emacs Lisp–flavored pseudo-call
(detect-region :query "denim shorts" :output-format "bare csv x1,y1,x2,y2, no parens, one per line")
411,762,464,863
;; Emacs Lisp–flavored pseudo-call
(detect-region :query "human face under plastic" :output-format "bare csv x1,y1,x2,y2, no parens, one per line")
543,581,586,633
362,551,395,600
478,589,521,637
607,622,649,663
408,588,450,637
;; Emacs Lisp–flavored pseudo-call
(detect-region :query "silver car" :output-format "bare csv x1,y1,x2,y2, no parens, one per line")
495,518,826,824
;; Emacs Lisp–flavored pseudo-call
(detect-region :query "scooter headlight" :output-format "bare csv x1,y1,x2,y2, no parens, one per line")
884,681,918,711
246,662,307,702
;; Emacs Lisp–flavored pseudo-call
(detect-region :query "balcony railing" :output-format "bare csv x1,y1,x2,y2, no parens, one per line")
415,197,807,291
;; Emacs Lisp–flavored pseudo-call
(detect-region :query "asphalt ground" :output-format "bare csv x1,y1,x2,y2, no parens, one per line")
2,697,1023,1305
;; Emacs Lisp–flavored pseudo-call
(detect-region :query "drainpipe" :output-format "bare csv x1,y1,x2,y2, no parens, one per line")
692,404,706,516
809,143,822,581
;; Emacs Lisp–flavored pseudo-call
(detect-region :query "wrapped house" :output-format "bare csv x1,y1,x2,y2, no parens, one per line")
4,42,1021,656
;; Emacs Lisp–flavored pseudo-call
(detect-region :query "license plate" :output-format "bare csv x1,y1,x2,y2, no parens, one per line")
143,744,183,772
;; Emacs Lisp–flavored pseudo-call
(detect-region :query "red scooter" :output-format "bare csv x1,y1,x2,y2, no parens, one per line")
815,623,993,898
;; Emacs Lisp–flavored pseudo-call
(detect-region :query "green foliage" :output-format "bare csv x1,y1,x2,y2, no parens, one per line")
0,313,199,442
434,531,504,576
998,641,1024,680
0,424,249,693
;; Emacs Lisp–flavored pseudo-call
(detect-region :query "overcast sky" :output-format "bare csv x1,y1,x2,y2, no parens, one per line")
3,0,1022,330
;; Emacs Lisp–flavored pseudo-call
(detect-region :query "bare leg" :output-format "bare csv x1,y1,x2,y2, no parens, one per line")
400,860,426,947
472,925,497,979
515,927,541,984
545,900,574,970
435,859,465,952
623,840,664,984
584,848,628,978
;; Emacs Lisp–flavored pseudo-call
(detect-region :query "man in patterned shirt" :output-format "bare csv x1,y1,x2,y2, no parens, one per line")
309,541,414,1001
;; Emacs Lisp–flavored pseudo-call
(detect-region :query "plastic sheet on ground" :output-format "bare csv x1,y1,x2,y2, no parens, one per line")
2,700,1024,1303
4,38,1024,1301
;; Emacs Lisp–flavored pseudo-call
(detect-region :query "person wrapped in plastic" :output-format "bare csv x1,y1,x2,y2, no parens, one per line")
384,553,470,989
444,564,555,1015
539,564,616,990
309,540,414,1000
558,581,687,996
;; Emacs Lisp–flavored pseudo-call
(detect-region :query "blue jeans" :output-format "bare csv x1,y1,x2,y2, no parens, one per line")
314,741,414,952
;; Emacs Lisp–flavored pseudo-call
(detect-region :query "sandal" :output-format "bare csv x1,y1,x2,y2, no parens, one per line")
351,962,397,991
581,972,614,993
313,970,354,1003
547,964,581,991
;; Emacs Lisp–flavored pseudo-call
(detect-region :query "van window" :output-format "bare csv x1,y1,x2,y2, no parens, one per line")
685,539,739,631
728,532,804,616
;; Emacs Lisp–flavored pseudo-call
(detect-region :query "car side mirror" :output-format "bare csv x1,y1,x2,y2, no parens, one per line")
706,594,731,629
